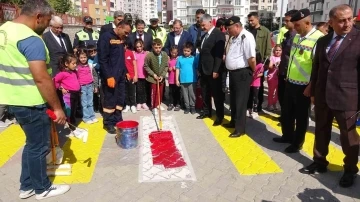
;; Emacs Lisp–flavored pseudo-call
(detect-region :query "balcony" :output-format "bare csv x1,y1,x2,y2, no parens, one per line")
250,0,258,5
216,7,234,17
309,0,324,5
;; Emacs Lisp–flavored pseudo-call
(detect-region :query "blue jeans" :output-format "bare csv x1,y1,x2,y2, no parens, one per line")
8,104,52,194
81,84,96,122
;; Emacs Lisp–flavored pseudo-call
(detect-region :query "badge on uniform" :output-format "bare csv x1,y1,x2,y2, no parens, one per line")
95,36,98,39
299,49,304,55
83,35,87,38
110,39,121,44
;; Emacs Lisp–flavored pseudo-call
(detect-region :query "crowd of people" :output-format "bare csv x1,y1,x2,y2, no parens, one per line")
0,0,359,200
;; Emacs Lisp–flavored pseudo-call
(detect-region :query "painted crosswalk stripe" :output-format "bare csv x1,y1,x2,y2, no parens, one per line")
203,116,283,175
259,114,360,171
0,125,25,167
139,115,196,182
51,119,107,184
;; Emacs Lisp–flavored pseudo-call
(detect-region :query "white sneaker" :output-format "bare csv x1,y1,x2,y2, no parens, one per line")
91,118,99,123
19,189,35,199
0,121,8,128
4,119,13,126
73,129,85,139
246,110,250,117
35,184,70,200
84,120,94,124
130,106,137,114
251,112,259,119
152,108,158,115
123,106,130,113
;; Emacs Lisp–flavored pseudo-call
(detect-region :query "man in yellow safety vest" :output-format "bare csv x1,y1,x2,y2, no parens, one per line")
0,0,69,200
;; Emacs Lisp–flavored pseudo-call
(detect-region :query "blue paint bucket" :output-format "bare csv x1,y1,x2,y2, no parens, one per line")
115,121,139,149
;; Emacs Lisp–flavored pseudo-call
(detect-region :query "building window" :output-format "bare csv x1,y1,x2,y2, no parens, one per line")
262,0,265,2
213,0,217,6
96,18,100,24
326,2,330,8
268,0,271,2
234,8,241,15
235,0,241,5
83,7,88,13
267,6,271,10
325,14,328,20
103,9,107,15
261,6,264,9
213,9,216,15
95,8,100,15
95,0,99,4
204,0,208,6
245,8,248,14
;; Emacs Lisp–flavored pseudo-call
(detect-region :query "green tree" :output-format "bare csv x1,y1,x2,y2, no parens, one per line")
67,2,81,17
48,0,71,15
0,0,25,6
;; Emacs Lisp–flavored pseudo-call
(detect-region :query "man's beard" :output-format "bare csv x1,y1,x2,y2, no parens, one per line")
34,27,46,35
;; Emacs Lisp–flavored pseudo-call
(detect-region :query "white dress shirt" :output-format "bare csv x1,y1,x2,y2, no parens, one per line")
174,30,183,45
50,29,67,51
225,29,256,70
136,32,144,41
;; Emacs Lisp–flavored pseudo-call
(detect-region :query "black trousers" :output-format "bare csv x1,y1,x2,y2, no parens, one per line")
247,86,259,111
102,77,125,127
229,68,252,133
200,74,224,120
68,91,80,130
136,78,148,104
125,80,136,106
281,82,310,147
277,74,286,108
257,75,265,111
168,84,181,106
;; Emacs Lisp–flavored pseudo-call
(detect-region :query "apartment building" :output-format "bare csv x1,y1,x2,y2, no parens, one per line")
288,0,358,23
250,0,287,18
142,0,158,23
73,0,110,25
167,0,250,25
161,0,167,22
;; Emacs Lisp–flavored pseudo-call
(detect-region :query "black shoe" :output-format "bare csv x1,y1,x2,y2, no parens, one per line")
223,122,235,128
339,172,357,188
190,108,196,114
273,137,292,143
167,104,174,111
213,119,222,126
174,105,181,111
229,131,244,138
103,125,116,134
299,162,327,174
284,145,302,153
196,114,210,119
184,109,190,114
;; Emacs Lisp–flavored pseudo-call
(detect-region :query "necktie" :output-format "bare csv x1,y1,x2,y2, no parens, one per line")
138,33,143,40
201,33,209,49
58,35,66,51
327,35,342,61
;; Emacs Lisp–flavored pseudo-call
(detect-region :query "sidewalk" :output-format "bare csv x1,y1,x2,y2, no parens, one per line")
0,95,359,201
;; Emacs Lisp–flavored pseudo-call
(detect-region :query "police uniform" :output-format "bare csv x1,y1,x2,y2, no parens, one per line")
145,18,167,44
97,27,126,134
224,16,256,137
73,16,100,48
279,9,324,152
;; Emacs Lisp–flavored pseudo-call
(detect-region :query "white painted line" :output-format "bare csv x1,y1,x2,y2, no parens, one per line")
139,115,196,183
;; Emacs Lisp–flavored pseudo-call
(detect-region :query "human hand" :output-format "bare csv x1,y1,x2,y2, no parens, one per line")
107,77,115,88
94,88,98,93
154,74,159,80
61,88,68,95
176,81,180,86
158,76,163,82
213,72,219,79
53,109,66,125
133,75,138,83
303,85,311,97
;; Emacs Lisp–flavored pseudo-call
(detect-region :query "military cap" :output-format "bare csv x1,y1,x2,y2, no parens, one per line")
83,16,93,23
290,9,310,22
225,16,241,26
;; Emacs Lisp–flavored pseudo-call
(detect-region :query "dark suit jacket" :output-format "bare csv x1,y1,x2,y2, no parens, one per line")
199,28,225,76
42,31,73,77
127,32,153,51
100,23,114,36
311,28,360,111
163,30,193,56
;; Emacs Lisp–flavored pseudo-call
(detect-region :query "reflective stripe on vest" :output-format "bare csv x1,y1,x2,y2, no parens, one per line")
145,27,167,44
76,30,99,44
0,21,51,106
287,30,324,85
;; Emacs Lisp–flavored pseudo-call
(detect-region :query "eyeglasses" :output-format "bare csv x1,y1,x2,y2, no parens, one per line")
51,25,63,30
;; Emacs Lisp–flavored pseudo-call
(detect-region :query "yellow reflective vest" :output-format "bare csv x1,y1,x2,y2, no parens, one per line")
0,21,51,106
287,29,324,85
145,26,167,44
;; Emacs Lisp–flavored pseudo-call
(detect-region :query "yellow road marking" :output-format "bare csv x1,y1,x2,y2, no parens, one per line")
51,119,107,184
260,114,360,171
203,116,283,175
0,125,25,167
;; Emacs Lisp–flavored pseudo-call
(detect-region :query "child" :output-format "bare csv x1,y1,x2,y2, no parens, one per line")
87,45,101,113
123,42,138,113
134,39,149,111
54,54,81,131
144,38,169,115
247,52,264,118
267,45,281,111
167,45,181,111
176,42,198,114
76,49,99,124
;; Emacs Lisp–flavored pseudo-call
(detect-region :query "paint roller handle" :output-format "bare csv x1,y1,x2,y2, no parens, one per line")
46,109,66,125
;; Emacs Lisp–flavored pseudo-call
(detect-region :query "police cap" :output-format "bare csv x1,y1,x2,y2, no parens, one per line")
290,9,310,22
225,16,241,26
83,16,93,23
